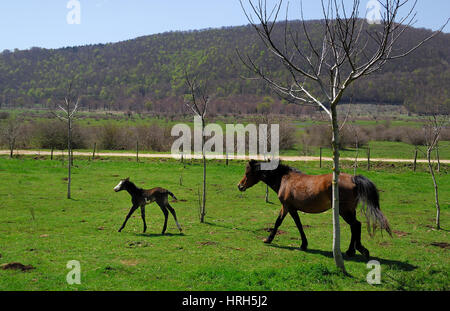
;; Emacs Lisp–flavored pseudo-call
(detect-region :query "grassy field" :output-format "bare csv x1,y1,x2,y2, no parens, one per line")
0,156,449,291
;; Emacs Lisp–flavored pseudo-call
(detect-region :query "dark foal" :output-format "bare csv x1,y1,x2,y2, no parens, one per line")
114,178,182,234
237,160,392,258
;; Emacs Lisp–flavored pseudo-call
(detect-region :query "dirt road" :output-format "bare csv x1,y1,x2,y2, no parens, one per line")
1,150,448,164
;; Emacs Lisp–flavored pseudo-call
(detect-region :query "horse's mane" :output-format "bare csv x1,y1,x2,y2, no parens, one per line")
259,161,302,179
276,163,302,175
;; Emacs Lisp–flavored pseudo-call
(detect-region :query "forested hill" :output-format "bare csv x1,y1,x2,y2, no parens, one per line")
0,20,449,114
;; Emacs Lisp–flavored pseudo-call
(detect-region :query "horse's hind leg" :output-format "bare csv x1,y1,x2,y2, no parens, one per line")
288,209,308,251
140,205,147,233
341,211,369,258
264,206,288,244
157,202,169,235
165,202,182,232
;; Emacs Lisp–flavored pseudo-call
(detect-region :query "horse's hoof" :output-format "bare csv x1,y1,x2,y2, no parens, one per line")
263,238,272,244
346,250,356,257
363,250,370,259
300,244,308,251
360,248,370,259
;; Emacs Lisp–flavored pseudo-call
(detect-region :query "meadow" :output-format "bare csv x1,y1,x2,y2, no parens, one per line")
0,155,448,291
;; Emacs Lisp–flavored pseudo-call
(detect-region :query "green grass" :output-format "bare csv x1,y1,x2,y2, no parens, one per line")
0,156,448,291
284,140,450,160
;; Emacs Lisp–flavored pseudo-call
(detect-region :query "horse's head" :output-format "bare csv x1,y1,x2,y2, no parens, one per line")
237,160,262,192
114,177,130,192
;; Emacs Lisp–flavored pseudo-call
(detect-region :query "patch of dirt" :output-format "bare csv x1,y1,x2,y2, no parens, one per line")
260,227,287,235
120,259,139,266
112,174,120,177
39,234,49,238
97,226,105,230
177,199,187,202
197,241,218,246
126,241,151,248
430,242,450,250
226,246,245,251
392,230,409,237
1,262,35,272
62,177,68,181
378,241,392,247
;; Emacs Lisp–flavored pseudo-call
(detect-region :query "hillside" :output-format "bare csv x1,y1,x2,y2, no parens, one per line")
0,20,449,114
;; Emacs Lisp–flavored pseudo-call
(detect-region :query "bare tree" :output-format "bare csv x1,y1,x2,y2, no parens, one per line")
1,115,22,158
52,81,80,199
239,0,448,273
184,69,210,223
418,115,448,230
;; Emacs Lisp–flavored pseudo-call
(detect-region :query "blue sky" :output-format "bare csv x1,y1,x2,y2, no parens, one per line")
0,0,448,51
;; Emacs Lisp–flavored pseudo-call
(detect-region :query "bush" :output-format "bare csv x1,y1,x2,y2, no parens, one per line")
34,120,86,149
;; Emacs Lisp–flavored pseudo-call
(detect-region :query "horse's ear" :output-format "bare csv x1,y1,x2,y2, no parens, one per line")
125,177,130,181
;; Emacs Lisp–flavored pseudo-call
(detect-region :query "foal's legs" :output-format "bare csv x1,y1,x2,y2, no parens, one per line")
157,203,169,235
140,205,147,233
341,211,370,258
165,203,182,232
288,209,308,251
118,205,138,232
264,206,288,244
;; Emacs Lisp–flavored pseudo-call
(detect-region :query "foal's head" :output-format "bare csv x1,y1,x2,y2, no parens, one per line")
237,160,262,192
114,177,130,192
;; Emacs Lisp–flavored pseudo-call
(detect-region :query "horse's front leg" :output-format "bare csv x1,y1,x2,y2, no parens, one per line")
264,206,288,244
118,205,138,232
140,205,147,233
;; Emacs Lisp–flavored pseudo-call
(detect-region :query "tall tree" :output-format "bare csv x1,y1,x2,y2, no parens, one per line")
184,69,210,223
419,115,448,230
52,81,80,199
239,0,447,273
1,115,22,158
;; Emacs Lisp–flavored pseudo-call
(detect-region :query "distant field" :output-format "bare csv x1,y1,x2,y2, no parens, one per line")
0,156,448,290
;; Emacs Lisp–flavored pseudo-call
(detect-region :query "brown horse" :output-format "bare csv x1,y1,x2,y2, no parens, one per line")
237,160,392,258
114,178,182,234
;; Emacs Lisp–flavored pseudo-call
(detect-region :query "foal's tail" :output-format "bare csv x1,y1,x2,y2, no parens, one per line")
167,190,178,201
353,175,392,237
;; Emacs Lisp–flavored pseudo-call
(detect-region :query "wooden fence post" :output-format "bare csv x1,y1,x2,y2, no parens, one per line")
319,147,322,168
136,141,139,162
413,149,418,172
92,142,96,160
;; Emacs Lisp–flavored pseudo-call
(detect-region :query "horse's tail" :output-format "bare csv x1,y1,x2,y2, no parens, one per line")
353,175,392,237
167,190,178,201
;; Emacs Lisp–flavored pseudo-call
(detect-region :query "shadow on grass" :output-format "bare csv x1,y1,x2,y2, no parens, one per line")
268,244,418,272
135,232,186,238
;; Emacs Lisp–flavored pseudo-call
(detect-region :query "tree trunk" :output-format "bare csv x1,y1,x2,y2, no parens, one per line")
200,118,206,223
330,104,346,274
9,139,15,158
436,146,440,173
427,149,440,230
67,118,72,199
